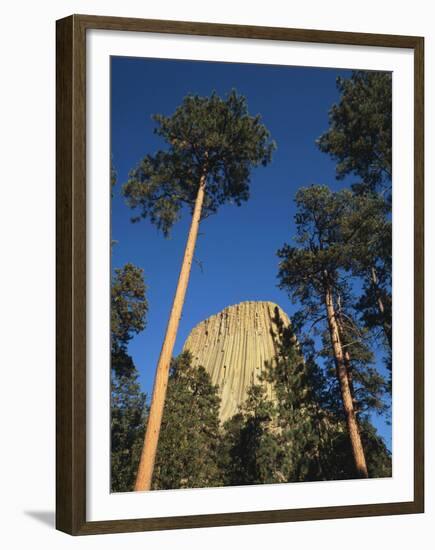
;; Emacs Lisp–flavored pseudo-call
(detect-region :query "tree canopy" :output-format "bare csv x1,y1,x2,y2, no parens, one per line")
317,71,392,197
219,318,391,484
111,261,148,491
276,185,389,476
153,352,222,490
123,90,276,236
111,359,147,492
111,262,148,359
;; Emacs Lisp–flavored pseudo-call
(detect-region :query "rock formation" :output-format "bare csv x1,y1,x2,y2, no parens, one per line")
182,301,291,422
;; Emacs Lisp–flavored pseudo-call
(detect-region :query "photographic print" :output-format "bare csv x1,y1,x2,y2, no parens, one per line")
110,57,393,493
56,15,423,534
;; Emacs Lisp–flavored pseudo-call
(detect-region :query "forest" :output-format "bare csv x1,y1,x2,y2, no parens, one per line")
110,70,392,492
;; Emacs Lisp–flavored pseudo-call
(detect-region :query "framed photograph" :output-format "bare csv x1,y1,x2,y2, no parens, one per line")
56,14,424,535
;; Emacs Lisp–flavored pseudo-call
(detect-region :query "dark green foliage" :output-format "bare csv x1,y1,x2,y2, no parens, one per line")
317,70,393,386
276,185,390,473
317,71,392,197
320,323,388,418
277,185,354,314
111,261,148,492
222,311,349,484
358,282,392,344
152,352,223,490
319,420,391,480
219,386,282,486
219,319,391,484
340,193,391,276
246,314,338,483
341,192,392,356
111,159,117,189
123,90,276,236
111,263,148,362
276,185,389,381
265,324,337,482
359,420,392,478
111,356,147,492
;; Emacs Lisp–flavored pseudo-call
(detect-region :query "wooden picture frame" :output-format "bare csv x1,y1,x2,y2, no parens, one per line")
56,14,424,535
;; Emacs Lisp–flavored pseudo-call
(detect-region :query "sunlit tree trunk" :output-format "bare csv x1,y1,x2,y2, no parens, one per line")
324,281,368,479
135,171,207,491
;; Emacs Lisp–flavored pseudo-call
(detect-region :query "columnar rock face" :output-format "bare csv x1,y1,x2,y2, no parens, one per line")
182,301,291,422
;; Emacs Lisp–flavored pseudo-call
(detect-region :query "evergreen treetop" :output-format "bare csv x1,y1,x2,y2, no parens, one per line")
111,263,148,360
317,71,392,197
123,90,276,236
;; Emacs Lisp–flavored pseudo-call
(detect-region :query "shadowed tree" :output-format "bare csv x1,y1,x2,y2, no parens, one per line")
219,385,280,486
111,262,148,364
317,71,392,200
341,193,392,357
317,72,392,381
219,317,391,485
320,313,389,421
261,322,339,483
111,263,148,491
277,185,370,478
153,352,222,490
220,322,335,486
111,355,147,492
123,90,275,490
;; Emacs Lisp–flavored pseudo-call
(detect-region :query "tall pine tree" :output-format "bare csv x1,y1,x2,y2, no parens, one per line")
317,70,392,200
317,70,392,368
340,193,392,390
277,185,372,478
124,90,276,490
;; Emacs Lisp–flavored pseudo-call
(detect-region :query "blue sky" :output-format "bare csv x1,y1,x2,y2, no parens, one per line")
111,56,391,450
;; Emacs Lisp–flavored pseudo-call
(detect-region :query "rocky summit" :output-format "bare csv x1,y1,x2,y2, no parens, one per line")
182,301,291,422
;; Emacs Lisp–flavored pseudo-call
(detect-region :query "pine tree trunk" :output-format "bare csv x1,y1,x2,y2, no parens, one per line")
324,282,368,478
134,172,207,491
343,348,357,407
336,315,357,407
370,266,392,349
